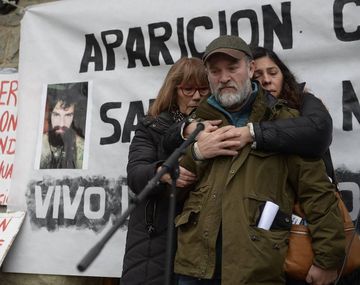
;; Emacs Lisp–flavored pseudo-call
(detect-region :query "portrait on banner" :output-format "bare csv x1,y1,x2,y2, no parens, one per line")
37,82,89,170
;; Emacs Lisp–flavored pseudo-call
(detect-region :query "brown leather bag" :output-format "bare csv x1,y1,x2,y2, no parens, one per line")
284,193,360,280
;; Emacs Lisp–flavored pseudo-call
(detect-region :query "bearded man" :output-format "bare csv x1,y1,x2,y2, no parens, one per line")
174,35,345,285
40,84,85,169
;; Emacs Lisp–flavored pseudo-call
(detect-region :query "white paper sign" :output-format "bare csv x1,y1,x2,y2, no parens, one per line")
0,211,26,266
0,73,18,206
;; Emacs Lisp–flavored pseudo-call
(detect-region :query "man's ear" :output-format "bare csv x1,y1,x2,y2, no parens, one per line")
248,60,255,78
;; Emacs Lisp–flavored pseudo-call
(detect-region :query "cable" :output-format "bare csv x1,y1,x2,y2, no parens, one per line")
334,207,360,285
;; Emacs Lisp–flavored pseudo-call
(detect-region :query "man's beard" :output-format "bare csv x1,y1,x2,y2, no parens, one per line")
47,126,77,168
48,126,75,147
212,79,252,109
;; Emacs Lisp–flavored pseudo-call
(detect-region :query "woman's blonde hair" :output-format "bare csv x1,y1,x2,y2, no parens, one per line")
148,57,208,117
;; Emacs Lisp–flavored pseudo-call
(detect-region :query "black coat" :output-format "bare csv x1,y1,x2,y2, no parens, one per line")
121,112,179,285
253,92,332,157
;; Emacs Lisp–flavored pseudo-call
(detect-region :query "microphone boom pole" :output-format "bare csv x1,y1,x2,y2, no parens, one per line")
77,122,205,275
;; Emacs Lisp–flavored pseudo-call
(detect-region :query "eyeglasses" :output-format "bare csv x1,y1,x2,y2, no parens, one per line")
177,85,210,96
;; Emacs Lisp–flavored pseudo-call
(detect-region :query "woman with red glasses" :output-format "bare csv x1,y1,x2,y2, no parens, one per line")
121,57,212,285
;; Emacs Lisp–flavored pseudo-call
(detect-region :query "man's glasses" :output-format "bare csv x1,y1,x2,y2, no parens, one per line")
177,85,210,96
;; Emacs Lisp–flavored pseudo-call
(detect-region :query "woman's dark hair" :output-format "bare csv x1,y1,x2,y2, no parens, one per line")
251,46,303,109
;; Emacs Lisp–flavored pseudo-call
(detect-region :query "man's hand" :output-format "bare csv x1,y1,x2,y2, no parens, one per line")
196,125,254,159
196,126,239,159
305,264,338,285
158,166,197,188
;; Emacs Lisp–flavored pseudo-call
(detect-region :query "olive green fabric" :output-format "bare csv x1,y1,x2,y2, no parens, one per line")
174,88,345,285
202,35,253,63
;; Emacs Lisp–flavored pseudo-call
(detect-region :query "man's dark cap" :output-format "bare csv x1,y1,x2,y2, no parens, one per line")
203,35,252,63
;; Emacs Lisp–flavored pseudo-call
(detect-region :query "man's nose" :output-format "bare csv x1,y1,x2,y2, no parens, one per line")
59,116,66,127
219,71,231,83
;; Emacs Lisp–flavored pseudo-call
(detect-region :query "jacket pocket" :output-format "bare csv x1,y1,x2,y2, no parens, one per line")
243,194,271,226
245,226,289,283
243,193,290,282
175,184,211,268
244,194,292,230
175,184,210,228
175,201,203,271
175,207,200,228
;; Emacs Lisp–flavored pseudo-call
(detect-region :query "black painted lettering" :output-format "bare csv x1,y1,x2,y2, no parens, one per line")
187,16,213,58
262,2,293,50
122,101,146,143
79,34,104,73
177,18,188,58
27,177,123,232
333,0,360,41
101,30,123,71
100,102,122,145
342,80,360,131
126,27,150,68
219,11,227,35
148,22,174,66
230,9,259,47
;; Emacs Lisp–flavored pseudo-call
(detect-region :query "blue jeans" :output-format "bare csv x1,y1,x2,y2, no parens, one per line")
177,275,221,285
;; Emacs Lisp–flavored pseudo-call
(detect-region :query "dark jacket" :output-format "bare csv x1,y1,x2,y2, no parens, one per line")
253,92,332,157
121,112,178,285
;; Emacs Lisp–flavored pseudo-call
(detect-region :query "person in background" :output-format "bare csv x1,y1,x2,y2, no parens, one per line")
251,46,336,177
121,57,213,285
174,35,345,285
251,47,359,285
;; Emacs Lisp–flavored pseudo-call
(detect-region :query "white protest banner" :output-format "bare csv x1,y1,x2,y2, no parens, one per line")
3,0,360,278
0,73,18,206
0,211,26,266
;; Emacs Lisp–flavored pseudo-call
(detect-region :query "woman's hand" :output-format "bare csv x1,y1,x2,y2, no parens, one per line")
158,166,197,188
220,125,254,150
183,119,222,138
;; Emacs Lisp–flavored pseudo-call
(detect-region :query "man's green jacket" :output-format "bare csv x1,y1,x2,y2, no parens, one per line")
174,87,345,285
